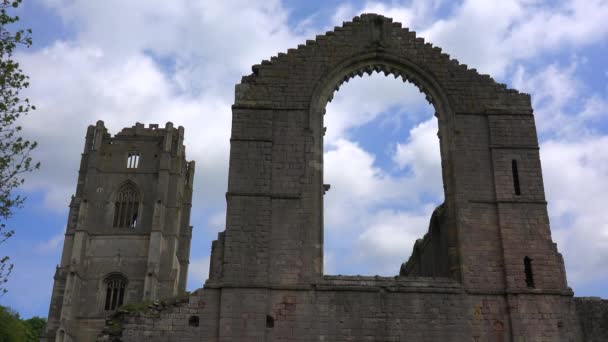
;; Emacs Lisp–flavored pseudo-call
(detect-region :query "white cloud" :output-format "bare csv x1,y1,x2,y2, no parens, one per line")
332,0,444,29
512,61,608,139
323,134,442,234
324,139,389,230
422,0,523,76
323,76,444,275
18,42,232,211
38,0,307,97
504,0,608,59
325,73,433,144
509,54,608,289
323,252,335,275
35,230,65,254
331,3,356,26
420,0,608,78
19,0,315,212
356,208,434,275
323,75,441,232
393,118,442,189
207,211,227,232
188,256,210,288
308,0,608,84
541,136,608,287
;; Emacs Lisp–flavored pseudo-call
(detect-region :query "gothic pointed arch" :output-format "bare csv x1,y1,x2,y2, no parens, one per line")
102,272,128,311
224,13,566,298
112,180,141,228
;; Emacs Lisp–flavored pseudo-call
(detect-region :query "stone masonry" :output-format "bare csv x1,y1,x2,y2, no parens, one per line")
42,122,195,342
85,13,607,341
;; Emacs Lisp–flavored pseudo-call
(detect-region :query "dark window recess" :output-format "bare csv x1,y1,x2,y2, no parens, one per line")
188,315,199,327
524,256,535,288
512,160,521,196
113,183,139,228
266,315,275,328
104,276,126,310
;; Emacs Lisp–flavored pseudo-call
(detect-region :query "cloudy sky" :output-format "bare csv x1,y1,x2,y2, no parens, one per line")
1,0,607,318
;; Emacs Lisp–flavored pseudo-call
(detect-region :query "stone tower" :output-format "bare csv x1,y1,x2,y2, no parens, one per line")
41,121,195,342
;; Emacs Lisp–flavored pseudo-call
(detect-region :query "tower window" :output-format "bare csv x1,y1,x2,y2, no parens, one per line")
113,183,140,228
188,315,200,327
524,256,535,288
127,152,140,168
266,315,275,328
511,160,521,196
104,275,126,311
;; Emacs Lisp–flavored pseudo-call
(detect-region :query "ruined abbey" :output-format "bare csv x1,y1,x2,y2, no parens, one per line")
42,14,607,342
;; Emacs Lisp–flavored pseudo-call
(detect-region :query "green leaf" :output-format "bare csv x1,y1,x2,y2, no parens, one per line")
0,0,38,294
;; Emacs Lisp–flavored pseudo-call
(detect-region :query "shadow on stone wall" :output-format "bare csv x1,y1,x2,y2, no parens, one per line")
575,297,608,341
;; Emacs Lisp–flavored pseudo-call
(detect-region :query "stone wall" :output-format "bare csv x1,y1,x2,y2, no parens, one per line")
99,289,219,342
400,204,451,277
100,279,591,341
575,297,608,341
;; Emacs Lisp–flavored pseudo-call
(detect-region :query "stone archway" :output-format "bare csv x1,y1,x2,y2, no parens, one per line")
307,52,458,279
223,13,564,289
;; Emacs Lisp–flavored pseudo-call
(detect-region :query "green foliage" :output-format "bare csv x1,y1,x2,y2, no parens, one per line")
118,300,153,313
23,317,46,341
0,0,39,295
0,305,46,341
0,305,26,341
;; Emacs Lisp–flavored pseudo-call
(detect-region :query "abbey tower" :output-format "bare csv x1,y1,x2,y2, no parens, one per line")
41,121,195,342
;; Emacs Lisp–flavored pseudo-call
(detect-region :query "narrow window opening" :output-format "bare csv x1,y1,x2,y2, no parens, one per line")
188,315,200,327
524,256,535,288
113,183,140,228
512,160,521,196
104,287,112,310
104,276,127,311
118,286,125,307
266,315,275,328
119,202,127,227
113,202,120,227
110,284,118,309
127,152,140,169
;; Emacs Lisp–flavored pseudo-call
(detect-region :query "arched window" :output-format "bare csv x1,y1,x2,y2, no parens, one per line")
113,183,139,228
104,275,127,311
127,151,140,168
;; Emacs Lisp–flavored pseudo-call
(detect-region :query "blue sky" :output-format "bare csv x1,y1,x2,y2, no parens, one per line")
1,0,607,318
